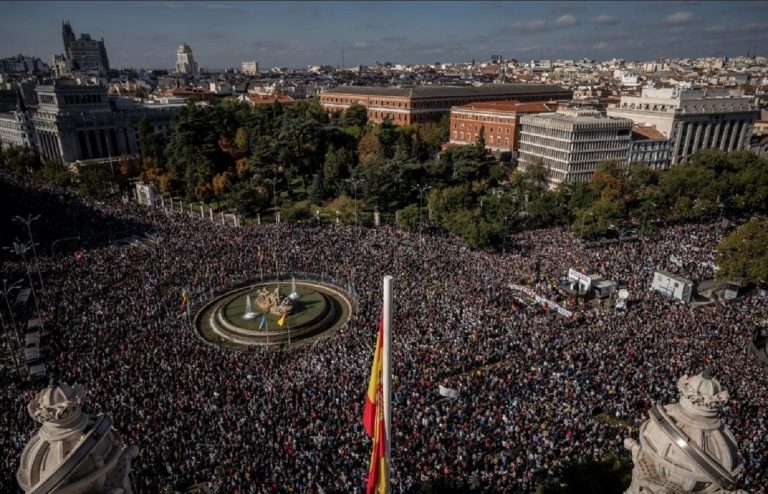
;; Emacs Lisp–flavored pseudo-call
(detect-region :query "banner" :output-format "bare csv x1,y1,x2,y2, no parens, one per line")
438,385,460,399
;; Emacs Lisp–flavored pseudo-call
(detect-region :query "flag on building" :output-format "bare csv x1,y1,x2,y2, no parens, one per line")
277,309,287,327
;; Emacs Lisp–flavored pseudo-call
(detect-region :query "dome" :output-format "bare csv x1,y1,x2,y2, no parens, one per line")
624,370,746,494
17,381,138,494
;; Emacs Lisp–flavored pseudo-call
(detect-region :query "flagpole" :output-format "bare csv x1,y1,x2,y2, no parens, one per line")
382,274,393,491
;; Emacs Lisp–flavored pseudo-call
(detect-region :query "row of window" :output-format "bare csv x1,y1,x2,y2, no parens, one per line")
453,113,514,124
452,130,510,146
454,122,511,135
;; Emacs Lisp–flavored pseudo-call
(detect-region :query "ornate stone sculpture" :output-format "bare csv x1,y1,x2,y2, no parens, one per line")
624,368,747,494
254,286,294,315
17,379,139,494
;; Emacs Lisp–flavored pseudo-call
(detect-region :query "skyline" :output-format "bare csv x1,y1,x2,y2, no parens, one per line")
2,1,768,69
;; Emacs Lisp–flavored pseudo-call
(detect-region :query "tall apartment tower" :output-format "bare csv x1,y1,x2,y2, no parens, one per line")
175,43,199,75
241,61,259,76
518,107,633,187
607,87,758,165
60,21,110,74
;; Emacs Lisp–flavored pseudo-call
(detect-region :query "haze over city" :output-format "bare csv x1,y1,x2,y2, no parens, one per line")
2,0,768,68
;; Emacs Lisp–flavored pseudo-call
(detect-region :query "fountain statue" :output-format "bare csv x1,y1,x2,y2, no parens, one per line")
254,286,295,315
242,295,257,320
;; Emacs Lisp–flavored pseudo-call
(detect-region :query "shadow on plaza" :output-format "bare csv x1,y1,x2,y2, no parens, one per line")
0,177,155,260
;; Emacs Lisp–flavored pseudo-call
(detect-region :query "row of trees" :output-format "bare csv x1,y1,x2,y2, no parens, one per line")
3,101,767,269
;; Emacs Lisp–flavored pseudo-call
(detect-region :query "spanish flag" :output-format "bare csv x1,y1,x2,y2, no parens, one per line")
367,395,389,494
363,317,384,437
277,309,287,327
364,316,388,494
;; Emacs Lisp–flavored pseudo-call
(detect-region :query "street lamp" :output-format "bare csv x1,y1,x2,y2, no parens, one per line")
264,178,283,220
13,214,44,289
412,184,432,233
345,178,365,230
0,278,24,371
5,240,45,334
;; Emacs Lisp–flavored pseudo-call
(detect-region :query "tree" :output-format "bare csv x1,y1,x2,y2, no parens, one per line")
357,133,383,162
341,103,368,128
77,163,112,198
475,125,486,150
716,218,768,284
223,180,270,216
234,127,249,154
396,204,420,229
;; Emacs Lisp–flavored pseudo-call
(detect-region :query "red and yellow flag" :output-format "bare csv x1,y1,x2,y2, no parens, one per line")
364,315,388,494
366,393,389,494
363,317,383,437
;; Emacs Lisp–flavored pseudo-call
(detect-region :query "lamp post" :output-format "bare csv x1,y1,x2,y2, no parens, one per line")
13,214,44,289
0,278,24,371
412,185,432,234
345,178,365,231
264,178,282,220
5,241,45,334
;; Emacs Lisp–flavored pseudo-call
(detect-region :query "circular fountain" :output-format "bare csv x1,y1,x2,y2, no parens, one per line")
193,277,354,350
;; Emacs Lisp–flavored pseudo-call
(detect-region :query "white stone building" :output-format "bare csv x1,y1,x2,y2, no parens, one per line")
241,61,259,76
518,108,633,186
175,43,198,75
607,87,759,165
0,109,36,151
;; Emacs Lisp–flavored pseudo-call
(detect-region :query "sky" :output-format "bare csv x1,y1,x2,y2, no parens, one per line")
2,1,767,69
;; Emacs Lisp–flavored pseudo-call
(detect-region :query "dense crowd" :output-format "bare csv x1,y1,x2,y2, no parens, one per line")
1,173,766,493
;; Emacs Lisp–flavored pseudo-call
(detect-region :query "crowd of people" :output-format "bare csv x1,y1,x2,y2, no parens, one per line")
0,172,766,493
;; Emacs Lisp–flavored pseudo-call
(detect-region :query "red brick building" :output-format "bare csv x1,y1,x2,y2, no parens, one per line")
319,84,571,125
449,101,558,151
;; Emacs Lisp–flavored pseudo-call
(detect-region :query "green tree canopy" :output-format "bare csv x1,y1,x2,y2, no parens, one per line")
716,218,768,284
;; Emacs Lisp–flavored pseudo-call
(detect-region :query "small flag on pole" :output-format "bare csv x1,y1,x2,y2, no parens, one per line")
179,288,189,313
277,309,287,327
259,313,267,330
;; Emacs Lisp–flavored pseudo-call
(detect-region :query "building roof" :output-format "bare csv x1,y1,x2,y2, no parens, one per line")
248,93,295,105
453,100,558,114
632,125,667,140
322,84,570,99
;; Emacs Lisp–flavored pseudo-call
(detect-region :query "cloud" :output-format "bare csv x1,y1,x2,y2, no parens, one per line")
662,11,699,25
553,14,577,27
504,14,578,34
704,24,728,33
592,41,610,51
590,14,619,25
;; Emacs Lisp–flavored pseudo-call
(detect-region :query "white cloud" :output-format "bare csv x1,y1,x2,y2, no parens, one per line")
554,14,577,27
592,41,610,50
590,15,619,25
505,15,577,34
662,11,699,25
